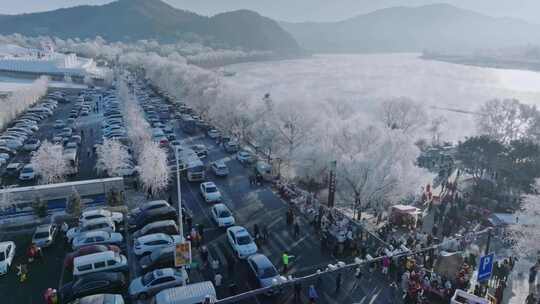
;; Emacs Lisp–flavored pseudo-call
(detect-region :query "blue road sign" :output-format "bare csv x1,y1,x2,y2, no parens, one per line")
478,253,495,282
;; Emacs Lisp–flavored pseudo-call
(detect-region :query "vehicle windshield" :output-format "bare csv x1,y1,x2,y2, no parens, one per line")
206,186,218,193
260,266,278,279
237,235,252,245
219,210,231,218
0,251,5,261
34,232,49,239
142,271,156,285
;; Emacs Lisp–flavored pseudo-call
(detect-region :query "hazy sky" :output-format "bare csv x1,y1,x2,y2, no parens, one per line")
1,0,540,23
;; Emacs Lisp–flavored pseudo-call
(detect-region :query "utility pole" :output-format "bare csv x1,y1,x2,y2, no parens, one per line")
174,146,184,240
327,160,337,208
484,227,492,255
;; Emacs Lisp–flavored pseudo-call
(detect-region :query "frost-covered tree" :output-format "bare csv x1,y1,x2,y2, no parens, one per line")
95,139,131,177
378,97,427,133
477,99,540,144
31,141,69,184
335,122,429,218
0,76,48,130
507,180,540,260
138,142,169,196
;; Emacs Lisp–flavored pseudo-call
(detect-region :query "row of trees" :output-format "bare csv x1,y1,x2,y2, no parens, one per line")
119,51,432,214
30,141,69,184
0,76,48,130
117,79,169,196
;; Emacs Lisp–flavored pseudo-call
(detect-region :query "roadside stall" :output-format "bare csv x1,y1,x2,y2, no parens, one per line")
389,204,422,229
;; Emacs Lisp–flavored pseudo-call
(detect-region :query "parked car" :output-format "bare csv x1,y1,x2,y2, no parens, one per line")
132,220,179,239
247,254,283,293
211,204,235,227
79,209,123,226
130,206,177,231
190,144,207,159
73,251,128,276
0,241,15,276
32,224,57,248
137,241,171,270
23,139,41,151
72,231,123,250
129,200,170,218
64,245,121,270
18,164,36,181
54,120,66,129
67,218,116,243
5,162,23,176
133,233,182,256
60,272,127,303
199,182,222,203
237,149,255,164
227,226,258,259
128,268,189,300
211,161,229,177
67,294,125,304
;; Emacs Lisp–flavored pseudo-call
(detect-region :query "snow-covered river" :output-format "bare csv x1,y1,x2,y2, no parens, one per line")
224,53,540,140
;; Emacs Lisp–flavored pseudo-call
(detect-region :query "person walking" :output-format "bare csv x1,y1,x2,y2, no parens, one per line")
294,219,300,238
282,251,294,273
382,255,390,276
529,265,537,296
198,224,205,243
308,285,318,303
294,281,302,303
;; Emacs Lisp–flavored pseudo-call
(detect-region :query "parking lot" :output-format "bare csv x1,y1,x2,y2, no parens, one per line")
0,80,397,304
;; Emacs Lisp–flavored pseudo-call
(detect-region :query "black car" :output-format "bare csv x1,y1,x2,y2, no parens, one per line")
139,246,175,274
130,206,177,231
60,272,127,303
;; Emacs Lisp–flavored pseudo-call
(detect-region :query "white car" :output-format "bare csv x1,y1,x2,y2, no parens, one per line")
66,218,116,243
133,233,182,256
0,241,16,276
72,230,123,250
211,161,229,177
32,224,57,248
237,150,255,164
200,182,222,203
211,204,235,227
128,268,189,300
227,226,258,259
79,209,123,226
18,164,36,181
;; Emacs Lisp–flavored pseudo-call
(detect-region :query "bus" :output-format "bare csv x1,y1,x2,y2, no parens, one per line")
178,149,205,182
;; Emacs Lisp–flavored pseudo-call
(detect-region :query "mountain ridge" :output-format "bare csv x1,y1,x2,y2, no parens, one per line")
0,0,302,54
281,3,540,53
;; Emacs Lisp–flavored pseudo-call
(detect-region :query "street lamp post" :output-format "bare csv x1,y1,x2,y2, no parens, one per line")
174,147,184,240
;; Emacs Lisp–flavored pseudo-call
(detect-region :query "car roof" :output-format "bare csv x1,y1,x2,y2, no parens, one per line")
248,254,273,268
137,233,169,243
213,204,229,212
74,251,116,264
35,224,52,232
153,268,174,278
82,217,114,227
202,182,216,187
76,271,122,283
80,230,109,238
143,220,176,229
228,226,248,236
143,200,169,209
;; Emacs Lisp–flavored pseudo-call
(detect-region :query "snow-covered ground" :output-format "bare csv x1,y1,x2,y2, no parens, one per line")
224,53,540,141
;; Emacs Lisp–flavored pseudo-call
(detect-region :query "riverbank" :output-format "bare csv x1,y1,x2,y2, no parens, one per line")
422,54,540,73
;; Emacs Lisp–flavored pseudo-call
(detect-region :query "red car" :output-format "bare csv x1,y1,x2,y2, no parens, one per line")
64,244,121,269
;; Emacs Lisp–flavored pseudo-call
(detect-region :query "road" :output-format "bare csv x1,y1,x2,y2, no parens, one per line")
141,85,400,304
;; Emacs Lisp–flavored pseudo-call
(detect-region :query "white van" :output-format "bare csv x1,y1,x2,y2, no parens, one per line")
152,281,216,304
73,251,128,276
